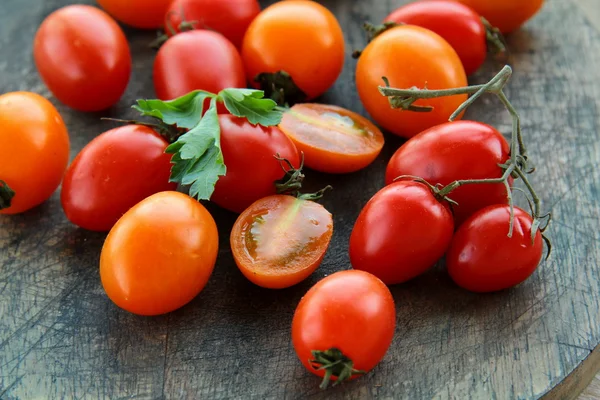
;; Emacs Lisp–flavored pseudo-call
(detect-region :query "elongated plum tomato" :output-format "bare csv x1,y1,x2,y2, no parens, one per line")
0,92,69,215
385,121,511,226
97,0,173,29
356,25,467,139
33,5,131,112
447,205,543,293
61,125,176,232
165,0,261,49
154,30,246,101
100,191,219,316
292,270,396,387
384,1,487,75
456,0,544,33
242,0,344,99
350,180,454,285
231,195,333,289
278,104,385,174
211,115,300,213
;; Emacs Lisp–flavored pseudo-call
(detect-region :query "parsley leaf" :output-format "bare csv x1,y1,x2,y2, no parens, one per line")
134,91,213,129
219,88,283,126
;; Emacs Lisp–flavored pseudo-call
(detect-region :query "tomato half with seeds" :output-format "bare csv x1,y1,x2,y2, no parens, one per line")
356,25,467,139
97,0,173,29
231,195,333,289
100,191,219,316
456,0,544,33
61,125,176,232
292,270,396,388
447,205,544,292
385,121,511,226
0,92,70,215
349,180,454,285
278,104,385,174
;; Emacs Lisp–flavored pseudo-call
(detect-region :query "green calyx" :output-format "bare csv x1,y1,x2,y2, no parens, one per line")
255,70,308,107
0,180,15,210
274,153,332,201
310,348,366,389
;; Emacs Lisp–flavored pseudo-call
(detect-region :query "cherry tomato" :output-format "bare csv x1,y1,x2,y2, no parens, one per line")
100,191,219,316
385,121,511,226
61,125,176,232
356,25,467,139
242,0,345,99
456,0,544,33
0,92,70,215
33,5,131,112
231,195,332,289
292,270,396,388
447,205,543,292
278,104,385,174
211,115,300,213
97,0,173,29
349,180,454,285
384,1,487,75
165,0,260,49
154,30,246,103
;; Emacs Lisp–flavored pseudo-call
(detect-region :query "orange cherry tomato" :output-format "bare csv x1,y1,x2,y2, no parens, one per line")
97,0,174,29
456,0,544,33
356,25,468,139
230,195,333,289
100,191,219,316
0,92,70,215
241,0,345,99
279,104,385,174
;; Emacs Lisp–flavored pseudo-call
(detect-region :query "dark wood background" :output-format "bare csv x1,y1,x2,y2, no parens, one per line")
1,0,599,398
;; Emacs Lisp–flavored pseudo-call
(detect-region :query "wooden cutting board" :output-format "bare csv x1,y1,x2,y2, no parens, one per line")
1,0,599,398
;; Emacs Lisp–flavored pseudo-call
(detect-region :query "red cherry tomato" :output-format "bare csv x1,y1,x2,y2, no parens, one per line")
292,270,396,388
456,0,544,33
447,205,544,292
154,30,246,103
211,115,300,213
97,0,173,29
33,5,131,112
350,180,454,285
230,195,333,289
384,0,487,75
385,121,511,226
61,125,176,232
165,0,260,49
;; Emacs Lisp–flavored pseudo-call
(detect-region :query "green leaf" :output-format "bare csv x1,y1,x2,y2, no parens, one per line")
0,180,15,210
133,91,213,129
165,101,226,200
219,88,283,126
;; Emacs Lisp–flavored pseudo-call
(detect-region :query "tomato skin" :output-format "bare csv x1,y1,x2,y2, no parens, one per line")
279,104,385,174
356,25,467,139
166,0,260,49
154,30,246,102
456,0,544,33
0,92,70,215
292,270,396,383
385,121,511,226
231,195,333,289
33,5,131,112
100,191,219,316
242,0,345,99
97,0,173,29
349,181,454,285
447,205,543,293
385,1,487,75
61,125,176,232
211,115,300,213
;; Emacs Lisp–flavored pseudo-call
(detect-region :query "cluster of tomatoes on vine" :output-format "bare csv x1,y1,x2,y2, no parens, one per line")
0,0,547,389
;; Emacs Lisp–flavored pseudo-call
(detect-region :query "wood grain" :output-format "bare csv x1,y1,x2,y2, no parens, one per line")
1,0,600,399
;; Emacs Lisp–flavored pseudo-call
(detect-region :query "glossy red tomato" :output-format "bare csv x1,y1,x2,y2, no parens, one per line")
385,0,487,75
97,0,173,29
447,205,543,292
211,115,300,213
165,0,260,49
385,121,511,226
33,5,131,112
456,0,545,33
61,125,176,232
100,191,219,315
154,30,246,102
292,270,396,388
350,180,454,285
